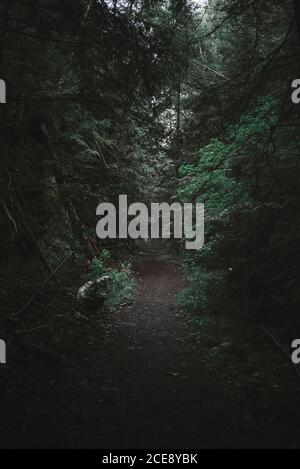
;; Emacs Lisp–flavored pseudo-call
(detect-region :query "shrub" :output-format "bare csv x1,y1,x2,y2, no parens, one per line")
105,262,135,311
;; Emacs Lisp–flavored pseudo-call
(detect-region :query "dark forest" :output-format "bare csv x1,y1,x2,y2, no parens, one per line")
1,0,300,450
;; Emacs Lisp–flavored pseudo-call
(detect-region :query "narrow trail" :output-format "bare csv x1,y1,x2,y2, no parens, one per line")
70,256,248,449
1,256,252,448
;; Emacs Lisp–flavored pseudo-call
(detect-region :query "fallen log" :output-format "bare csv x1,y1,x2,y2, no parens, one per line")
77,275,110,302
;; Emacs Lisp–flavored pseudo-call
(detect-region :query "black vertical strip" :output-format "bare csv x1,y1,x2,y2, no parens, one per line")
294,0,300,44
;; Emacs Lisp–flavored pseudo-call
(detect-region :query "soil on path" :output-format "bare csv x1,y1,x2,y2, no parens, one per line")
0,256,252,448
68,256,248,448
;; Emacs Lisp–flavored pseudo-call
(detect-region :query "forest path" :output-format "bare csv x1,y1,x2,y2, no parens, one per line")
1,256,252,448
71,256,248,449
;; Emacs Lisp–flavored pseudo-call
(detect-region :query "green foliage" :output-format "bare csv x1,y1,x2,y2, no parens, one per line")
86,253,135,311
178,264,227,314
105,262,135,311
89,250,111,281
1,0,299,332
179,94,300,320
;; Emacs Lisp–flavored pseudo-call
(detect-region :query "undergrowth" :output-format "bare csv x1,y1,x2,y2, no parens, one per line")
88,250,135,311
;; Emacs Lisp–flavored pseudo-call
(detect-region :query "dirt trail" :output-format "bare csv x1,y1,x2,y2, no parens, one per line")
1,256,251,448
71,256,248,449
